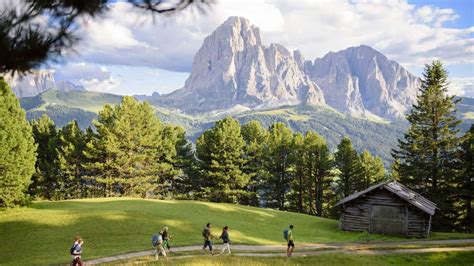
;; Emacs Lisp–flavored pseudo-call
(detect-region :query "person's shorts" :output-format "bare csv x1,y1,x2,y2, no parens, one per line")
203,240,213,250
287,240,295,248
156,244,166,255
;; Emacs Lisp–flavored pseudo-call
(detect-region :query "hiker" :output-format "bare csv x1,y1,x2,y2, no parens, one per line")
70,235,84,266
219,226,231,255
284,225,295,257
202,223,214,255
162,226,172,253
152,231,167,260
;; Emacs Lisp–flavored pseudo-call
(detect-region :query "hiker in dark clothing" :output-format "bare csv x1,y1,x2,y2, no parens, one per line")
219,226,231,255
202,223,214,255
162,226,172,253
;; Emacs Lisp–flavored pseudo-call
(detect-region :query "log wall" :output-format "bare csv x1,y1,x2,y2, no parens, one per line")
339,188,431,238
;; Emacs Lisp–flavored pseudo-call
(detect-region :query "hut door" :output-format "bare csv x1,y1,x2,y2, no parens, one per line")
369,205,405,235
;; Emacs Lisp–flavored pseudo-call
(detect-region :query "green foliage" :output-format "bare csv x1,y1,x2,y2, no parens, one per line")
457,125,473,232
393,61,462,230
334,137,364,198
0,79,36,207
196,117,250,203
83,96,167,197
26,105,97,130
360,150,387,189
241,120,268,206
303,131,334,217
263,122,294,209
30,114,59,200
56,120,86,199
289,131,334,217
170,127,198,197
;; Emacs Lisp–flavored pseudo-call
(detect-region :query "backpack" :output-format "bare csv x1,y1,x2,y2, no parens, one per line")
202,228,209,238
70,243,80,255
152,234,162,246
283,229,289,240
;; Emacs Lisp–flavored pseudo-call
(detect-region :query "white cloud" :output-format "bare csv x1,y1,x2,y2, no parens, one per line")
53,62,120,92
450,77,474,98
66,0,472,74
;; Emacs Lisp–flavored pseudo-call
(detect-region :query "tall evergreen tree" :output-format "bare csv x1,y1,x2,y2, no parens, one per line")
263,122,294,209
359,150,386,189
334,137,363,199
291,133,306,213
172,128,198,198
30,114,59,199
83,97,164,197
393,61,461,230
241,120,268,206
196,117,249,203
458,125,473,232
56,120,86,199
304,131,333,217
0,79,36,207
158,125,193,197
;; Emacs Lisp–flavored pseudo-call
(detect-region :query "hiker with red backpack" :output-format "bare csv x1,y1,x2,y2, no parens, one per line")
151,231,167,260
202,223,215,255
283,225,295,257
70,235,84,266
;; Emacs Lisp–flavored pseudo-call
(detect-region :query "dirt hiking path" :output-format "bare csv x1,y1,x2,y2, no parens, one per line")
85,239,474,265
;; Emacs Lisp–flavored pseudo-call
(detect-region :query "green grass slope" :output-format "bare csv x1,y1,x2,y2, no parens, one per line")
1,198,472,265
20,89,123,113
111,251,474,266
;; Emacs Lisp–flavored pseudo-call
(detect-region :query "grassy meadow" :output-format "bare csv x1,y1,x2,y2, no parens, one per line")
108,251,474,266
1,198,473,265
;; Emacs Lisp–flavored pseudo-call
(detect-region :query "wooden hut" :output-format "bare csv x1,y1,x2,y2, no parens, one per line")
334,181,437,238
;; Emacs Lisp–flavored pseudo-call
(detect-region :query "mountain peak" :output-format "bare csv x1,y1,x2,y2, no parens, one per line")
158,17,325,113
158,17,419,119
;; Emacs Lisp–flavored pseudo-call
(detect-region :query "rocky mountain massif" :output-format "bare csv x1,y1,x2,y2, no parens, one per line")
4,71,85,98
157,17,420,120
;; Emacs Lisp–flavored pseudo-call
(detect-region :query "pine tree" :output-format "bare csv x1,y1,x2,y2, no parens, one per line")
172,127,198,198
158,125,193,197
56,120,86,199
304,131,333,217
241,120,268,206
360,150,386,189
334,137,363,199
458,125,473,232
263,122,294,209
196,117,249,203
291,133,306,213
0,79,36,207
30,114,59,199
393,61,461,230
83,97,163,197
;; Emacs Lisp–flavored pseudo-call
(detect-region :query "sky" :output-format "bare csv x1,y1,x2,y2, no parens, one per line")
47,0,474,97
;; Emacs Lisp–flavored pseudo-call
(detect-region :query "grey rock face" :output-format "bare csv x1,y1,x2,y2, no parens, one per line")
158,17,325,113
5,71,57,98
159,17,419,120
5,72,86,98
305,45,420,119
56,80,86,91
